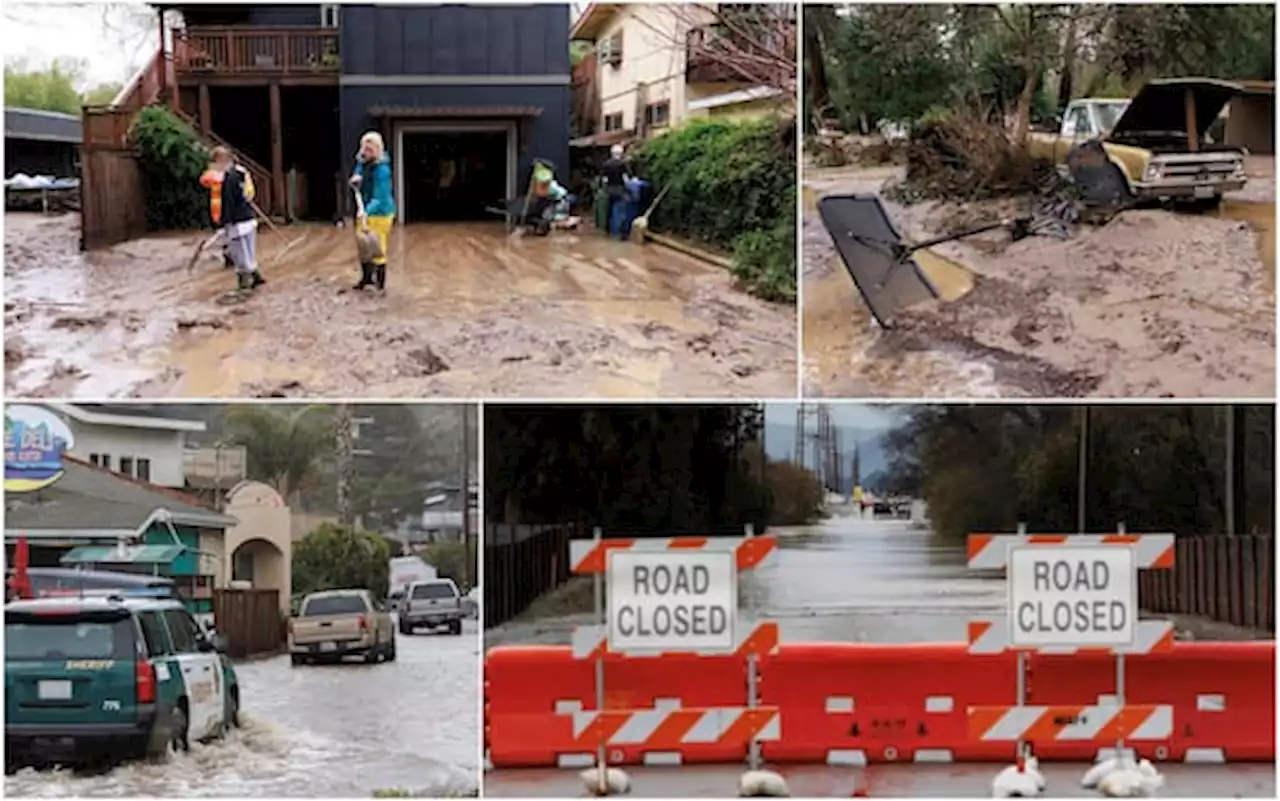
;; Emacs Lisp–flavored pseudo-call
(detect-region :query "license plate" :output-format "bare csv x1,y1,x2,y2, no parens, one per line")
319,642,336,652
1194,186,1215,199
38,680,73,700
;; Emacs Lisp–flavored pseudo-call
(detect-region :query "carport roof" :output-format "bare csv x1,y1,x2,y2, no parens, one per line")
368,105,543,119
5,107,82,144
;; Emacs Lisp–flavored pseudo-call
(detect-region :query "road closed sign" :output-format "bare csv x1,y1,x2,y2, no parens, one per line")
1008,546,1136,648
607,550,736,653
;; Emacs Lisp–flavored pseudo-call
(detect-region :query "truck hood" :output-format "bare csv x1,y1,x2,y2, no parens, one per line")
1110,78,1243,139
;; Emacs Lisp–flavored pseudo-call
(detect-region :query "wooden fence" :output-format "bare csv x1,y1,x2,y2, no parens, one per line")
213,588,285,658
1139,533,1274,632
484,524,579,628
80,106,148,250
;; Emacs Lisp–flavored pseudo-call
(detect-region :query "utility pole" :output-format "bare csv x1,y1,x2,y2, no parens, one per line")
460,404,472,590
335,404,354,528
1077,406,1089,534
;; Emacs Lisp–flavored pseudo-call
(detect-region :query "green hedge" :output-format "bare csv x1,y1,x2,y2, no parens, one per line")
129,106,210,230
632,117,796,303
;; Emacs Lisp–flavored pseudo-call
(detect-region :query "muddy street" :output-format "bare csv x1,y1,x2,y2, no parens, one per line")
5,619,480,797
802,163,1276,398
4,215,795,399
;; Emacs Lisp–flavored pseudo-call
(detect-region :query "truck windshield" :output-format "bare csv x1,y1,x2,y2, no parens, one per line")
301,595,368,616
1095,101,1129,133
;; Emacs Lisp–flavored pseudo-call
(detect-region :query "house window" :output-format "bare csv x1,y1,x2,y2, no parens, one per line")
136,458,152,482
600,31,623,67
645,101,671,130
603,112,624,132
320,4,340,28
90,453,110,469
120,457,134,477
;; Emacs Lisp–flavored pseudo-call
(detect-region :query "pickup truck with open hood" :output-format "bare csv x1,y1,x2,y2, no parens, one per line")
1028,78,1248,206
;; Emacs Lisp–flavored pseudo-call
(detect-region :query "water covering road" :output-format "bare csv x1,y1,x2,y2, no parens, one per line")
6,619,480,797
484,510,1276,796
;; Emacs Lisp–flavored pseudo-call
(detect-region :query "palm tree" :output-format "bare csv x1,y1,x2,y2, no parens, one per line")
225,405,332,504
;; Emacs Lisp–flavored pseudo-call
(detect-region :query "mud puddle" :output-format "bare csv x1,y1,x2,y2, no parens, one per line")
802,165,1275,397
5,215,796,398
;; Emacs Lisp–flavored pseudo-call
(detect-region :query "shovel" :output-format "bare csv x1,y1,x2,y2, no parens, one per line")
351,184,384,263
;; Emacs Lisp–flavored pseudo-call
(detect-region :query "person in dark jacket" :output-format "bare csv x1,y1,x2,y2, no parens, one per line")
600,144,632,240
200,146,265,292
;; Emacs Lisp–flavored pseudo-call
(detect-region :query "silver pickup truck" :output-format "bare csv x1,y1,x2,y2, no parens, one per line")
398,578,465,636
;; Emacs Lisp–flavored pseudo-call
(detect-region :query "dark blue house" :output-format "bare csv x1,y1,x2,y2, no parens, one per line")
162,3,570,222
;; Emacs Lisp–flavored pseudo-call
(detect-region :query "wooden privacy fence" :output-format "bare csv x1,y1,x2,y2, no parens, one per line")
484,524,579,628
80,106,148,250
214,588,285,658
1139,533,1274,632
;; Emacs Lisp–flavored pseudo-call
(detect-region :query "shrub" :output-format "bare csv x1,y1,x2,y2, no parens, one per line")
632,116,796,302
129,105,209,230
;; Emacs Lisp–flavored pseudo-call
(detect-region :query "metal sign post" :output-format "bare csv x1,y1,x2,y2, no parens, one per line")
745,523,760,773
592,526,607,794
1115,522,1127,763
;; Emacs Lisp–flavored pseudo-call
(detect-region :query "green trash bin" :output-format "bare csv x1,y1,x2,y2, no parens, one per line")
593,178,610,232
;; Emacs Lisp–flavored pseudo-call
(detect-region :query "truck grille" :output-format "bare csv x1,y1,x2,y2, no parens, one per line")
1160,161,1238,177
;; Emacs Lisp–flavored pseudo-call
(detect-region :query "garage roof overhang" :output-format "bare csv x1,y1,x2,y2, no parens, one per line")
368,105,543,120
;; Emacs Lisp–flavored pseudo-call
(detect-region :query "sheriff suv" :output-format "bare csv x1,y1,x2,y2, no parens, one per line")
5,595,241,773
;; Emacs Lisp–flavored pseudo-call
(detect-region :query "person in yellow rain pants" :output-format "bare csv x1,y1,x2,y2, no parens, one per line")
348,131,396,292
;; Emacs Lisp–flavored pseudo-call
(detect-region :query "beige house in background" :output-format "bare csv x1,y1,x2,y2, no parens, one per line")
223,480,293,616
571,3,791,142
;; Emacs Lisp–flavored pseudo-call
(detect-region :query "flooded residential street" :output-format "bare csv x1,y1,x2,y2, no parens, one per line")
802,162,1276,398
4,215,795,399
5,620,480,797
484,512,1275,797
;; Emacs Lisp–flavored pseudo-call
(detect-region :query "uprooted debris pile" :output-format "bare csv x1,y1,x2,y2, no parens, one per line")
888,117,1056,204
806,131,904,169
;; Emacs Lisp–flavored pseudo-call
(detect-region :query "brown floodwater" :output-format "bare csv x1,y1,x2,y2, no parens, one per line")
4,215,796,398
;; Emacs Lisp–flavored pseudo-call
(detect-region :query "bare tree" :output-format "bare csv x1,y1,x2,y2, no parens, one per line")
644,3,796,101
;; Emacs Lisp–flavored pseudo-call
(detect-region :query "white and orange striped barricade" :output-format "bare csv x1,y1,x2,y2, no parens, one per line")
964,524,1176,761
567,526,779,777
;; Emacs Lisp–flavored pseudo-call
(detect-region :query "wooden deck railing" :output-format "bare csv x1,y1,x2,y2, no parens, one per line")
174,27,339,75
685,20,795,85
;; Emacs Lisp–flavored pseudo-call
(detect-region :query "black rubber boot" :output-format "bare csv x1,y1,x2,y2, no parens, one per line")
353,262,373,290
374,264,387,292
236,272,253,292
250,270,266,288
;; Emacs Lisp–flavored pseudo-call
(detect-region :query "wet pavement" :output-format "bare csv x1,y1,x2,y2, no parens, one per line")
483,510,1276,796
802,162,1276,398
4,215,795,399
5,619,480,797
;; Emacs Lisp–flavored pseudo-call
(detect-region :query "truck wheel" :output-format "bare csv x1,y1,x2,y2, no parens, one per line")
385,639,397,662
291,654,306,666
450,619,463,636
399,620,412,636
364,644,380,664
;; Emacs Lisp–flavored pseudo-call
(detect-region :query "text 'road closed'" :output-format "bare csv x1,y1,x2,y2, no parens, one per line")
1008,546,1136,648
607,550,736,653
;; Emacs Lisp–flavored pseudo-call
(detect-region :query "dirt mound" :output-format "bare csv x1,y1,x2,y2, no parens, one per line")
892,117,1054,203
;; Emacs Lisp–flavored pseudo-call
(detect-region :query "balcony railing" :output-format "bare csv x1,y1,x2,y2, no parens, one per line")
173,27,340,76
685,20,795,85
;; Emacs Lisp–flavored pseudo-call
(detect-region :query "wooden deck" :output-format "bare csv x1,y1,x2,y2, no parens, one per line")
173,27,339,84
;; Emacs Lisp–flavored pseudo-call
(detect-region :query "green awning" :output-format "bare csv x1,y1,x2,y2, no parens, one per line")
61,544,186,565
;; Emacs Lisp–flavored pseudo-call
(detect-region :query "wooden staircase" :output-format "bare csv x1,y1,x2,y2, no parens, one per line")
106,48,282,219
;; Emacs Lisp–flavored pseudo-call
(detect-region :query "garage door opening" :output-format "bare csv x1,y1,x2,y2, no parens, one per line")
400,129,510,222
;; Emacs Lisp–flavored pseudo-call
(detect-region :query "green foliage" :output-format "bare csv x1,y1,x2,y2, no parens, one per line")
3,59,119,115
224,404,333,501
414,541,476,590
632,117,795,303
765,459,824,525
486,405,771,535
882,405,1274,542
129,106,210,230
292,522,392,599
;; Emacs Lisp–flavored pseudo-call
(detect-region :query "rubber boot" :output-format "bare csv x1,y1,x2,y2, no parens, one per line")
236,272,253,292
374,264,387,292
250,270,266,288
353,262,373,290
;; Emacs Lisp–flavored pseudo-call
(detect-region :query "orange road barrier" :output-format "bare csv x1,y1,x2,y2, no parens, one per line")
968,704,1174,742
568,534,778,574
966,619,1176,655
572,621,780,661
966,533,1175,569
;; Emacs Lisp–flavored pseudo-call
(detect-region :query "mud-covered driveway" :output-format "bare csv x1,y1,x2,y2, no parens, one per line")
802,163,1275,398
5,215,796,398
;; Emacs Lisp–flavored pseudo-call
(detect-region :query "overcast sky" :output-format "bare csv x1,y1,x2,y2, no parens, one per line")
765,403,900,432
3,1,157,88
